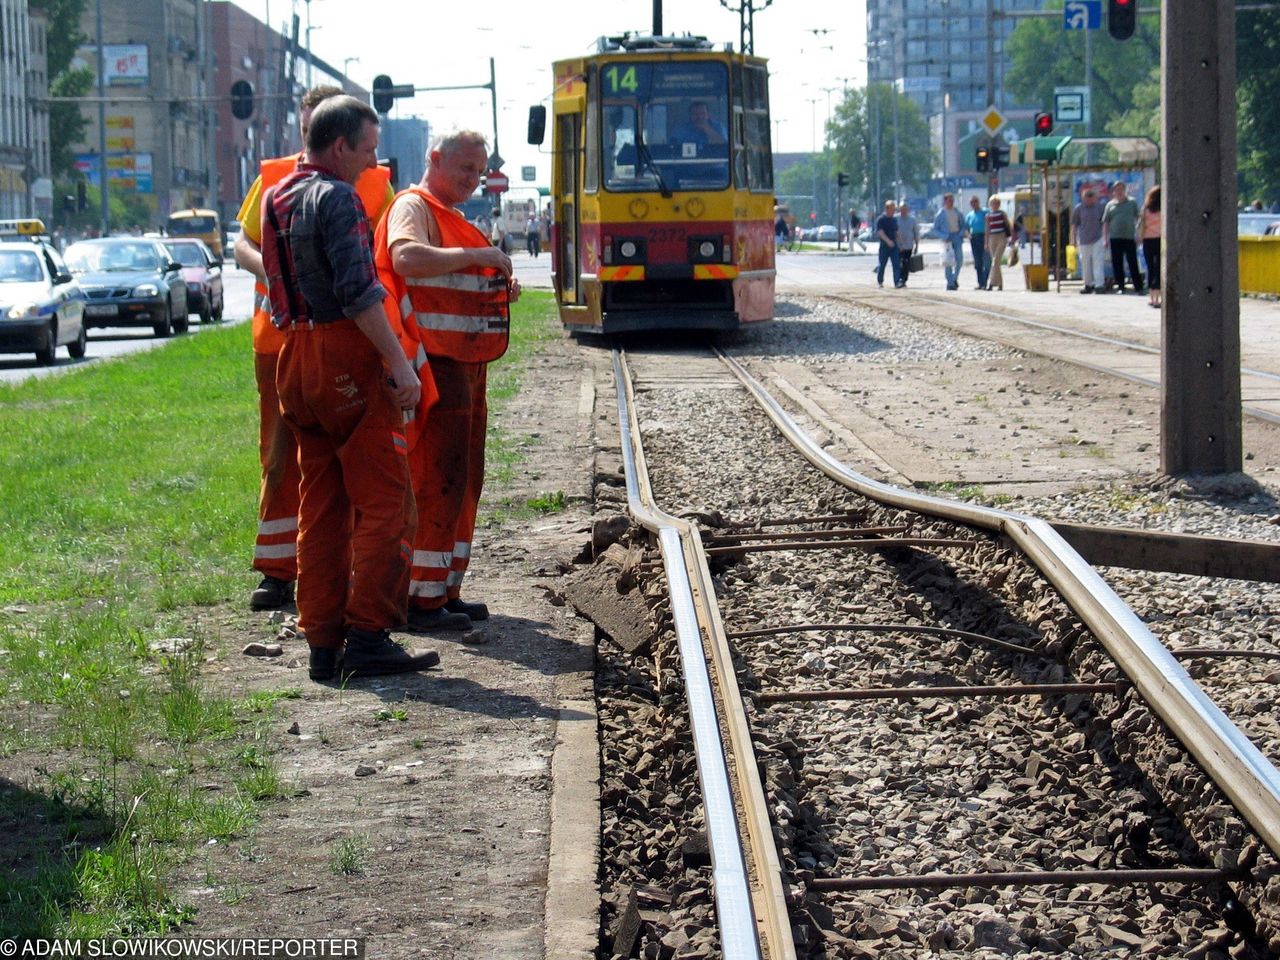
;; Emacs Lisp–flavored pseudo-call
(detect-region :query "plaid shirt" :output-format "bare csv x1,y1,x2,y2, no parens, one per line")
260,162,386,327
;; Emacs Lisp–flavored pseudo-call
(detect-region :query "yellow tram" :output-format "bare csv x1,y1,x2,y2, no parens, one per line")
531,34,775,334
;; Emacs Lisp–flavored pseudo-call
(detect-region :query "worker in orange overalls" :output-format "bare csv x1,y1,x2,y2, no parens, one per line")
260,95,438,682
373,130,519,632
234,85,394,612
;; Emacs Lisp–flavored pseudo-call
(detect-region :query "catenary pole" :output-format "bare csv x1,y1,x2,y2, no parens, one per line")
1160,2,1241,474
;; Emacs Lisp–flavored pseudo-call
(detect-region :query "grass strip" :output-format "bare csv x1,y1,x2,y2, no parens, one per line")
0,289,559,935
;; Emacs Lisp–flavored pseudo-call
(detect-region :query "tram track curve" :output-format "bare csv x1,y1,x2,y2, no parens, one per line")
598,342,1280,958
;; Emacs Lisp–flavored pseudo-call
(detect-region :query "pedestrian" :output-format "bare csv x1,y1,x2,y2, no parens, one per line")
849,208,866,251
874,199,902,288
259,95,437,681
1141,185,1162,309
1070,188,1106,294
1103,180,1144,294
774,209,789,252
984,196,1011,291
526,213,540,257
234,85,394,612
965,195,989,289
931,193,965,290
373,130,521,634
896,200,920,287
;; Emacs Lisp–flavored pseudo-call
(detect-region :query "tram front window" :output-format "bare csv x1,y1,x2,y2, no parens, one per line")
601,61,730,192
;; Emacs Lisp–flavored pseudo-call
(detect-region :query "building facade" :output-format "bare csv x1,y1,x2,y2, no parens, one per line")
867,0,1043,180
71,0,215,224
0,0,51,219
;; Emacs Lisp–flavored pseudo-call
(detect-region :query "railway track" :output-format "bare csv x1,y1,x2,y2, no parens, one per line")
594,343,1280,959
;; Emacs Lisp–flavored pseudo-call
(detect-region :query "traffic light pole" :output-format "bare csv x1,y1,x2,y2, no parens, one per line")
94,0,109,234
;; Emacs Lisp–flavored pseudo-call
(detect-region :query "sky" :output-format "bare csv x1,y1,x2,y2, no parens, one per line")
233,0,867,186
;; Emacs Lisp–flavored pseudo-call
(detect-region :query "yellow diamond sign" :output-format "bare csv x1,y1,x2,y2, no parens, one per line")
980,106,1007,137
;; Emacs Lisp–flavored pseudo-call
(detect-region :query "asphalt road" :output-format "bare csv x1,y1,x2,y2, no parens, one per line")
0,265,257,385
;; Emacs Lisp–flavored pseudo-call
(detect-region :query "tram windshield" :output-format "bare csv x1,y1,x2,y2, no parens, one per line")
600,61,730,192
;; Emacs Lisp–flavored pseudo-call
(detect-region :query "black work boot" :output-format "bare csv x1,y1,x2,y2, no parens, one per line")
309,647,340,682
445,598,490,621
250,576,294,611
406,606,472,633
343,628,440,677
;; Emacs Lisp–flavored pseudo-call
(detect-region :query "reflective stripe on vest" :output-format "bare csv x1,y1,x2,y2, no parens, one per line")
373,185,509,364
251,156,392,354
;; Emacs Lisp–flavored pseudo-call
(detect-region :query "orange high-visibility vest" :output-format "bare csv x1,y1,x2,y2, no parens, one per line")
373,186,509,365
250,156,392,354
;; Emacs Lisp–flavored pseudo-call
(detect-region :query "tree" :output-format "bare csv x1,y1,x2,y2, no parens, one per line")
826,83,933,204
1004,0,1158,139
31,0,92,180
1237,9,1280,204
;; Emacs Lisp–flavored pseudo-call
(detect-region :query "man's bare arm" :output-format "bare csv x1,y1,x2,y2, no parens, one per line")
234,231,267,284
391,240,512,280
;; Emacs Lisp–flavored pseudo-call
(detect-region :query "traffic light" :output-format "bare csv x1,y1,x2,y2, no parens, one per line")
230,80,254,121
372,75,394,114
76,180,87,212
1108,0,1136,40
836,171,850,188
975,146,990,173
1034,112,1053,137
992,146,1010,170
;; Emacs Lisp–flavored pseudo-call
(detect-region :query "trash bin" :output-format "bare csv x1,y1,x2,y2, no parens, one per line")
1023,263,1049,291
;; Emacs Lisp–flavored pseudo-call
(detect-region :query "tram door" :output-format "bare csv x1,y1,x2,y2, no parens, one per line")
556,113,581,304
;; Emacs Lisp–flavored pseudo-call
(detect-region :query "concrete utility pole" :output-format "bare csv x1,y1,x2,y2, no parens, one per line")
1161,3,1242,475
95,0,109,233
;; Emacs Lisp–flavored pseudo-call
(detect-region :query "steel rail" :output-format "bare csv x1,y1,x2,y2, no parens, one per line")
717,348,1280,860
612,350,794,960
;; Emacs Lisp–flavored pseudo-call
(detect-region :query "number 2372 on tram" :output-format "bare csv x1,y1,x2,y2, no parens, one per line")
529,34,775,335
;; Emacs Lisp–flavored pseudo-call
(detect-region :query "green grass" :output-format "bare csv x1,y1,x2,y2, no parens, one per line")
0,290,556,936
329,835,369,876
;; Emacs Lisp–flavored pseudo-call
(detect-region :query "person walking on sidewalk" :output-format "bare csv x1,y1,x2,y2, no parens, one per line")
849,208,866,251
984,196,1012,291
260,95,437,682
896,200,920,287
932,193,965,290
1141,185,1162,309
374,130,521,634
1103,180,1144,294
965,195,990,290
1071,188,1106,294
874,200,902,288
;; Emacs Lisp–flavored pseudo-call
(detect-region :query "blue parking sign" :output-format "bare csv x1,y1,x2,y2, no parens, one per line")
1063,0,1101,30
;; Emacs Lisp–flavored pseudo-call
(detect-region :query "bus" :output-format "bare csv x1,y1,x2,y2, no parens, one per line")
165,208,223,259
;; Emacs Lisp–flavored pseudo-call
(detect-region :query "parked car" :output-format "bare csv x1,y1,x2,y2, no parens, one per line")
0,219,86,365
1238,212,1280,237
163,238,224,324
64,238,188,338
813,224,840,242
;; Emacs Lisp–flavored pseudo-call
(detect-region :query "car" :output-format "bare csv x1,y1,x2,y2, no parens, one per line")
814,224,840,242
0,219,87,365
64,238,189,338
1238,212,1280,237
163,238,224,324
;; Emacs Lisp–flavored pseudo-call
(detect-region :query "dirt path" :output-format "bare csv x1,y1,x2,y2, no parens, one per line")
180,334,597,958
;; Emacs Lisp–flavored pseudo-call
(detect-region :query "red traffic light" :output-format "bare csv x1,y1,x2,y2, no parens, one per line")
1034,112,1053,136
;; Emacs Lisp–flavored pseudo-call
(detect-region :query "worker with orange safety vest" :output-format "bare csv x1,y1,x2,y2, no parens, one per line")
373,130,520,633
234,85,393,613
259,95,440,682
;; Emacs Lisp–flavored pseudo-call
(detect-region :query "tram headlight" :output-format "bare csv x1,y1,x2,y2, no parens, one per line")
610,237,646,264
688,236,725,264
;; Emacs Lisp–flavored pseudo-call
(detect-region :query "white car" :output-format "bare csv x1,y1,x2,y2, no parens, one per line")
814,224,840,242
0,220,87,365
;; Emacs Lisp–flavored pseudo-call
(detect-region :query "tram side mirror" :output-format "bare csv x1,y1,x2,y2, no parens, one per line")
528,106,546,146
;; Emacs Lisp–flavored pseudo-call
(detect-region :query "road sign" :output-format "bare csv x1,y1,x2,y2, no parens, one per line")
521,165,536,181
1054,86,1090,125
488,152,505,170
1064,0,1101,30
979,106,1007,137
484,171,509,194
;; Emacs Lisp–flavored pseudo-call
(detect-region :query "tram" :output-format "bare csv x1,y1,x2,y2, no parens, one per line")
530,33,775,335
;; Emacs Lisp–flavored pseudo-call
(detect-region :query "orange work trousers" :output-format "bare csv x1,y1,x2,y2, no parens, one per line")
407,356,487,612
276,322,415,650
254,350,299,581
